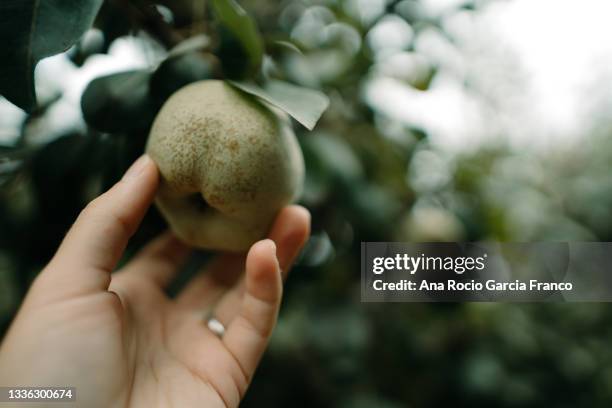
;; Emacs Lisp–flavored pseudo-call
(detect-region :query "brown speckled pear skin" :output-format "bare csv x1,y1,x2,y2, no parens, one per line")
146,80,304,252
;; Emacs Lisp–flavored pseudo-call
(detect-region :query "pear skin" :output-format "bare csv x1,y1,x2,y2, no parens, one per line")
146,80,304,251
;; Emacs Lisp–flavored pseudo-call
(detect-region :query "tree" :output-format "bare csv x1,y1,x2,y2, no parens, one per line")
2,1,611,407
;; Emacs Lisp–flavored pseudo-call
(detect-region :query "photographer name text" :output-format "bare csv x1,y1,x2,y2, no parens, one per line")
372,279,572,292
370,253,572,292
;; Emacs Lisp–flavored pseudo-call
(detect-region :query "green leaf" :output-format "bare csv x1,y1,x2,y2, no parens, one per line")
150,52,215,104
271,40,303,55
211,0,263,77
0,0,103,111
81,70,156,133
229,80,329,130
168,34,211,58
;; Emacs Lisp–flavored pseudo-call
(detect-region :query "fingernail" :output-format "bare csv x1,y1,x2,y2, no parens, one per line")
122,155,151,181
264,238,277,254
265,239,281,270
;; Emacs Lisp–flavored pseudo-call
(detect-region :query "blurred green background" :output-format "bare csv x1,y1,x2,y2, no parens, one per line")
2,0,612,406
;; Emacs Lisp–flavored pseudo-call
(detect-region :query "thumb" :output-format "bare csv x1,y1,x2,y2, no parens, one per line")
37,155,159,299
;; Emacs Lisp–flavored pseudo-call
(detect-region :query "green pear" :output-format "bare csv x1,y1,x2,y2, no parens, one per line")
146,80,304,251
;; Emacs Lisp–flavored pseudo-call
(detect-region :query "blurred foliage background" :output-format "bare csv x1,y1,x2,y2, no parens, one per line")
2,0,612,406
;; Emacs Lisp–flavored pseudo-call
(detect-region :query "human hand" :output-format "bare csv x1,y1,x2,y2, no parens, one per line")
0,155,311,408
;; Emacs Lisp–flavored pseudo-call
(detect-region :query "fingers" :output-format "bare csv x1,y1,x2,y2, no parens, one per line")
177,205,311,309
222,240,282,380
216,207,310,383
177,254,245,308
113,232,191,288
41,155,158,297
268,205,311,277
209,205,311,322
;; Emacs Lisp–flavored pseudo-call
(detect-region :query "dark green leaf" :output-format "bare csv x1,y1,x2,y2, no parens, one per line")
150,52,215,104
211,0,263,77
81,70,156,133
93,1,134,52
215,28,249,79
229,80,329,130
0,0,103,111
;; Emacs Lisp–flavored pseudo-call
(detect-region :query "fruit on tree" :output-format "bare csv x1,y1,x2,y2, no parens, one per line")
146,80,304,251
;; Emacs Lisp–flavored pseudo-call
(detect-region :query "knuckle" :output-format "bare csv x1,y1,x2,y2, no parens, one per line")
80,197,103,219
106,209,134,237
79,194,134,238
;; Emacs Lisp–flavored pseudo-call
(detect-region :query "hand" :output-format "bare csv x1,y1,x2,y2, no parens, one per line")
0,155,311,408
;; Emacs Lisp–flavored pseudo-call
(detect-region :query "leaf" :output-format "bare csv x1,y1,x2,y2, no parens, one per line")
168,34,211,58
150,52,214,104
229,80,329,130
93,1,134,52
81,70,156,133
68,28,105,67
272,40,303,55
0,0,103,111
211,0,263,77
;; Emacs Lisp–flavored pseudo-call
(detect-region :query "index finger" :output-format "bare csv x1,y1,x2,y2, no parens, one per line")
41,155,159,298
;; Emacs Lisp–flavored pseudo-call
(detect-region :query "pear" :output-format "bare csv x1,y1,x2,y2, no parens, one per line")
146,80,304,251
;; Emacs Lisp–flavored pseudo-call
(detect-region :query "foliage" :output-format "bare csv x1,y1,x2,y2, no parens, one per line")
230,80,329,130
211,0,263,77
2,0,612,407
0,0,103,111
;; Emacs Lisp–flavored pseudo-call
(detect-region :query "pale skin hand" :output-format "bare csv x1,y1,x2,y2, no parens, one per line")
0,155,311,408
